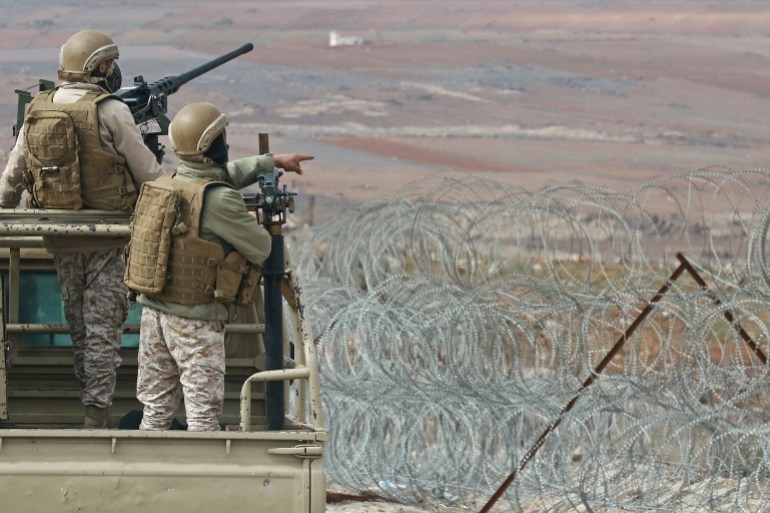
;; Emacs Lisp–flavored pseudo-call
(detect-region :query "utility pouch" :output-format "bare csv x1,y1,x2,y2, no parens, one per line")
237,265,262,307
215,251,250,303
23,109,83,209
124,180,179,295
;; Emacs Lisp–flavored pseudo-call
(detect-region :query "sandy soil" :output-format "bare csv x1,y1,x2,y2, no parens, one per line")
326,499,436,513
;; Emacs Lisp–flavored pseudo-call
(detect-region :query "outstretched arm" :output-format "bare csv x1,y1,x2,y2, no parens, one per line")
274,154,314,175
227,153,315,189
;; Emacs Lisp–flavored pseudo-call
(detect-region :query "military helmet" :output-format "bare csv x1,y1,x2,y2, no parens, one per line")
58,30,119,83
169,102,229,164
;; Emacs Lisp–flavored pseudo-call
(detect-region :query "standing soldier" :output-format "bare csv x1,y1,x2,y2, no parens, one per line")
126,102,312,431
0,30,166,428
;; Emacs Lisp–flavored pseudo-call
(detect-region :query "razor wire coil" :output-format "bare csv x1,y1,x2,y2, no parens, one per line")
290,167,770,512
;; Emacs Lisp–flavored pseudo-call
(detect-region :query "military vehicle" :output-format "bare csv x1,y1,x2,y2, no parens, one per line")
0,44,327,513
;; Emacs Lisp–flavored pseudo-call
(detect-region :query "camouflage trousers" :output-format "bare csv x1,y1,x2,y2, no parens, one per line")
136,307,226,432
53,249,128,409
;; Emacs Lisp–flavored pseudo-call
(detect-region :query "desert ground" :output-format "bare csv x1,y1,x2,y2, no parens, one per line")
2,0,770,208
2,2,770,511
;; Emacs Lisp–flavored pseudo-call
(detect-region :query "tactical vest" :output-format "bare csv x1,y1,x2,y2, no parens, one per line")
124,174,261,306
21,89,138,210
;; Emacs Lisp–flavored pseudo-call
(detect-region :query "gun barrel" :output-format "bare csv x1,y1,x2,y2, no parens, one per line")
150,42,254,95
175,43,254,85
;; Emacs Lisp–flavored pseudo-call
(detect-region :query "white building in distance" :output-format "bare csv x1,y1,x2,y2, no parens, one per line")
329,31,364,47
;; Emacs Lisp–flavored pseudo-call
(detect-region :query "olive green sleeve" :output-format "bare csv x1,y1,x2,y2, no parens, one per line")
200,186,271,266
226,154,275,190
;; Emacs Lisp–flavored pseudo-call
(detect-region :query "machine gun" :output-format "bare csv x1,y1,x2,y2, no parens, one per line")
12,42,254,164
116,42,253,162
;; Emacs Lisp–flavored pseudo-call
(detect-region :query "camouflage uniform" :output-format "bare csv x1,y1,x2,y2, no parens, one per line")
136,307,225,431
134,157,274,432
0,83,165,418
54,249,128,408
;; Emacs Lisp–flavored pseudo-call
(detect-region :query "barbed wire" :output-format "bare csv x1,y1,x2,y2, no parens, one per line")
290,167,770,512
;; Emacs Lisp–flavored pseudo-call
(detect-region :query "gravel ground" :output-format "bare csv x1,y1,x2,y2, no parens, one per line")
326,499,443,513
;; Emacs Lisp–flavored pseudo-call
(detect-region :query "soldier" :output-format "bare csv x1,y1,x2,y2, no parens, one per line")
0,30,166,428
127,102,312,431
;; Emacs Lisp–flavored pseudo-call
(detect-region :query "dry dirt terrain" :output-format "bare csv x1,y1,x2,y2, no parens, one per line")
1,2,770,511
2,0,770,207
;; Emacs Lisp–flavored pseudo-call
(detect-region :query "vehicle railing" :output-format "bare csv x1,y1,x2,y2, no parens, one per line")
0,208,264,339
0,208,132,236
240,366,311,432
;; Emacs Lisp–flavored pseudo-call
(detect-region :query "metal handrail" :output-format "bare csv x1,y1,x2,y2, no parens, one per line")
0,209,131,238
239,366,311,432
5,323,264,335
0,208,131,221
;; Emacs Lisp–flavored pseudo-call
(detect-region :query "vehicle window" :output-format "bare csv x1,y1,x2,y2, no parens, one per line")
3,271,141,347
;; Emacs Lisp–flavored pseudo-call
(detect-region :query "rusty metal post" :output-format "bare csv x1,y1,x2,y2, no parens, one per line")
478,259,688,513
676,252,767,364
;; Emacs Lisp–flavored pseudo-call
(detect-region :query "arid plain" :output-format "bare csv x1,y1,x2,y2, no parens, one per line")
2,2,770,511
2,0,770,207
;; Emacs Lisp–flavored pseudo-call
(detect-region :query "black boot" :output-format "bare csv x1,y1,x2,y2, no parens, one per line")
83,405,110,429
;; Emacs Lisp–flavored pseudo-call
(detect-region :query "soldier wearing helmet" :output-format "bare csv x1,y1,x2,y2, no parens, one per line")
57,29,122,91
127,102,312,431
0,30,166,429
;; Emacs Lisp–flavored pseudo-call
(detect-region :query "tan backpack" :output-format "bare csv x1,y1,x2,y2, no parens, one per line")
123,177,179,295
22,108,83,209
22,89,137,210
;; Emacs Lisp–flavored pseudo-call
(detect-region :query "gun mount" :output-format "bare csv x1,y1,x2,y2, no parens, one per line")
240,134,299,431
243,133,297,229
245,170,297,229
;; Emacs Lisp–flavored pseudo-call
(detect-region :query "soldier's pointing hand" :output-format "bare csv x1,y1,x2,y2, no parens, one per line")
274,154,314,175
